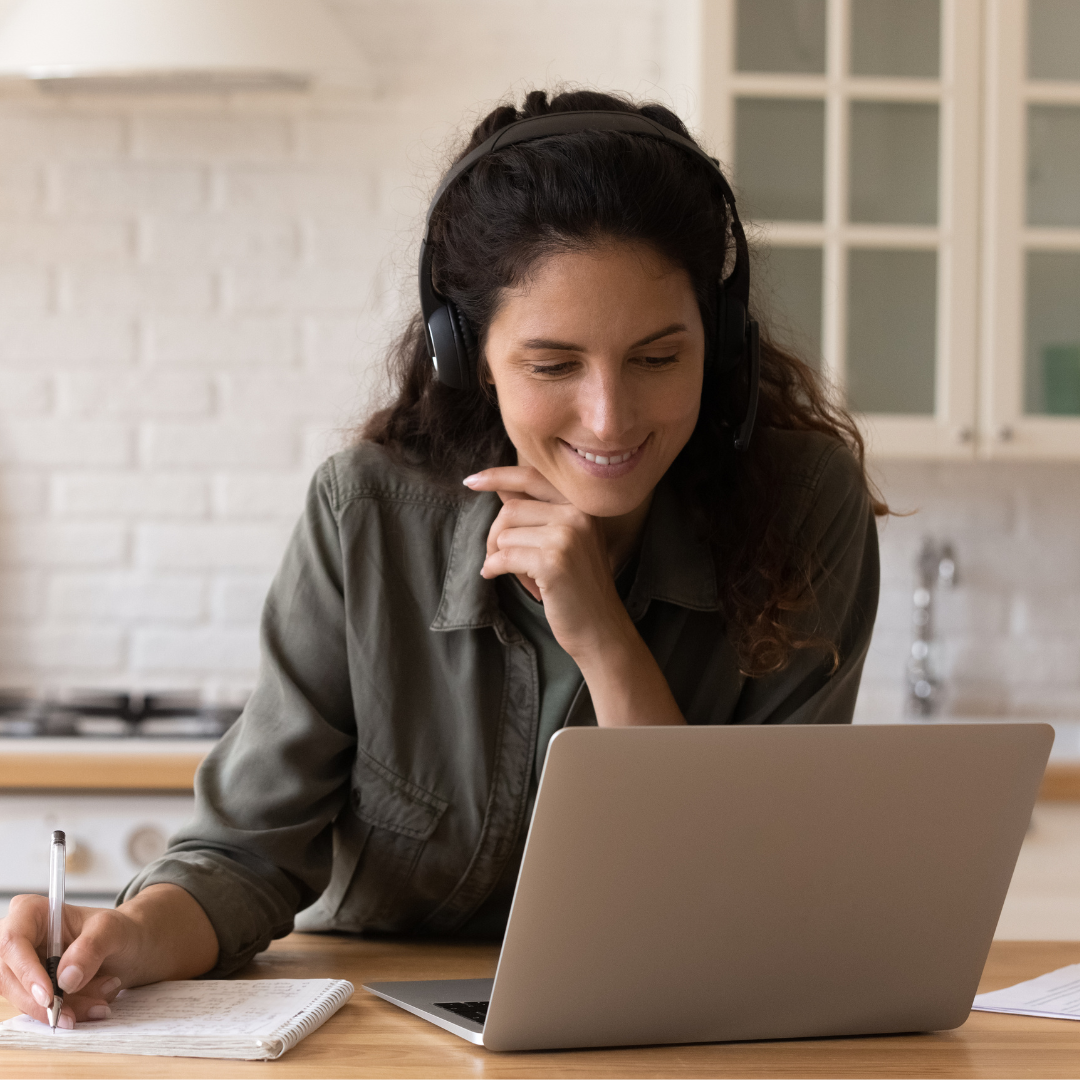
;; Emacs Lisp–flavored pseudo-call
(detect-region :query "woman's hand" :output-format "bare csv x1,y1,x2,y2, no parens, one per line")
0,895,135,1026
0,883,218,1027
467,465,635,665
464,465,685,727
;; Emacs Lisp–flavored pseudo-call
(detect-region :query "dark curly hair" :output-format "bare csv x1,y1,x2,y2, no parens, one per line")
361,88,887,677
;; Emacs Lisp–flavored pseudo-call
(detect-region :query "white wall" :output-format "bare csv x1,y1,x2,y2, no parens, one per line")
0,0,1076,719
857,461,1080,723
0,0,700,700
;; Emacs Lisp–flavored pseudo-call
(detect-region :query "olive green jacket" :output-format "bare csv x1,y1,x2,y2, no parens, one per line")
121,430,879,975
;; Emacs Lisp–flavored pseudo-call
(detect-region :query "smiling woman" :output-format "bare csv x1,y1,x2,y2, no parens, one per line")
0,90,886,1020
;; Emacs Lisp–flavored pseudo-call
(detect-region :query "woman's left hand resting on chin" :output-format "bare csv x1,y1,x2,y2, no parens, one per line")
465,464,685,728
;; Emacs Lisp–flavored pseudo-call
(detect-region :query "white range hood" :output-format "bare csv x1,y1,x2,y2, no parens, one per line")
0,0,369,91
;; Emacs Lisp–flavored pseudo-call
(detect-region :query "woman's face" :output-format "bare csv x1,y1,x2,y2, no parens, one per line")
484,241,705,519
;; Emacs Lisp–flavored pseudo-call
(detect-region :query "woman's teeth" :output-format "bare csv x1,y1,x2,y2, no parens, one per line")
574,445,639,465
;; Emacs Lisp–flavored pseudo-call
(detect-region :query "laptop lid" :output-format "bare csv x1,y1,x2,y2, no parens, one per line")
479,723,1052,1051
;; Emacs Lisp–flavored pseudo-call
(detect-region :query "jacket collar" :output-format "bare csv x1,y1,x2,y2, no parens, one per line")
429,475,719,633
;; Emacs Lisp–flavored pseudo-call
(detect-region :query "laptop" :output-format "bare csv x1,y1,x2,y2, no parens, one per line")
364,722,1053,1051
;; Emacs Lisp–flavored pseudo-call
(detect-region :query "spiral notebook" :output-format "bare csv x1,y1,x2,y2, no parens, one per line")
0,978,354,1060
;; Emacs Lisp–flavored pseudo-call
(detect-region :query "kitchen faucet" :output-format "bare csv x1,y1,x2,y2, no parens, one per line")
906,537,959,717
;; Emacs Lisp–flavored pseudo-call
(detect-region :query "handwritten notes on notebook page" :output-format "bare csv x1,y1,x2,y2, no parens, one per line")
972,963,1080,1021
0,978,354,1060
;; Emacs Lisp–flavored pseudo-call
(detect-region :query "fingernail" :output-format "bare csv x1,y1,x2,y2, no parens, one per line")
58,966,83,994
31,983,50,1008
462,475,479,486
58,1013,75,1030
101,977,122,996
86,1005,112,1020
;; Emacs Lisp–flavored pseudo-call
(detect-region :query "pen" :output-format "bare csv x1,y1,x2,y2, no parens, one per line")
46,830,65,1031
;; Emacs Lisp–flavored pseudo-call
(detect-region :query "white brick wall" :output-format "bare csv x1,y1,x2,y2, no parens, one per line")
5,0,1072,720
0,0,698,697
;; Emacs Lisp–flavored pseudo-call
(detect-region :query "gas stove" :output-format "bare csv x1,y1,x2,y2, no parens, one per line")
0,690,242,740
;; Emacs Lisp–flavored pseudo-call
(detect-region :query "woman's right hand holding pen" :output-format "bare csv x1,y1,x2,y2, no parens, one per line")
0,883,219,1027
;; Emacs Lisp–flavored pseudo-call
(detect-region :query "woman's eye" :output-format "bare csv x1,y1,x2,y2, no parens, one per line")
637,354,678,367
528,361,576,376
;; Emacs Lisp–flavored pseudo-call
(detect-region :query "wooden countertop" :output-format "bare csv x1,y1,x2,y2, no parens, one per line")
0,740,215,790
1,937,1079,1078
1039,762,1080,801
0,741,1078,798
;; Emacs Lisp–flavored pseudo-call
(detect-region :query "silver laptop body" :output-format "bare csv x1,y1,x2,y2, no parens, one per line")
364,722,1052,1051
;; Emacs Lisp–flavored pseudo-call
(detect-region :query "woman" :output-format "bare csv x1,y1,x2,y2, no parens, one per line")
0,90,883,1027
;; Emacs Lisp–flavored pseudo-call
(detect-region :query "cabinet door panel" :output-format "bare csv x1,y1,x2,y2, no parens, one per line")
702,0,980,459
982,0,1080,458
1026,106,1080,228
758,245,824,366
736,0,827,73
734,97,826,221
847,249,937,414
851,0,941,77
1028,0,1080,80
850,102,940,224
1025,252,1080,416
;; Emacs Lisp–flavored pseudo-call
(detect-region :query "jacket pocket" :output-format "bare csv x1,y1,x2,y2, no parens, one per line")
328,752,449,932
351,751,448,840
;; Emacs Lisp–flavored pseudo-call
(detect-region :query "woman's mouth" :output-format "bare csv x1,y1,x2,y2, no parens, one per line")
560,437,648,477
572,444,639,465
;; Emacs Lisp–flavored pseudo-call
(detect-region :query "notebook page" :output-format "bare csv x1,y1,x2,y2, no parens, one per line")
0,978,354,1060
971,963,1080,1021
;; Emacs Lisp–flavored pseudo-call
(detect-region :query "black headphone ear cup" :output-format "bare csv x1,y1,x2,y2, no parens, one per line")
715,289,748,373
712,288,759,452
447,301,476,391
427,300,475,390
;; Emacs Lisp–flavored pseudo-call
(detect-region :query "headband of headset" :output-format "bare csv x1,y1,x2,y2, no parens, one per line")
418,110,760,451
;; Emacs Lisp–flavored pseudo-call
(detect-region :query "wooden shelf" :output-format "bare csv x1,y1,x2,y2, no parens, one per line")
0,752,205,790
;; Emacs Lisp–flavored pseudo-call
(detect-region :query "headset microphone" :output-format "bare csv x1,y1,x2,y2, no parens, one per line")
419,110,761,452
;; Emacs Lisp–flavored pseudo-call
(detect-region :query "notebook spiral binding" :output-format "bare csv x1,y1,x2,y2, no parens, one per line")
260,980,355,1058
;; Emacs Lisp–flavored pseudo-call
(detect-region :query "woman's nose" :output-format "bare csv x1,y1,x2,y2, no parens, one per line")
577,370,635,443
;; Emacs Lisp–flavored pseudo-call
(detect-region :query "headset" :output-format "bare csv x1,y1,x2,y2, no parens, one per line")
418,110,761,452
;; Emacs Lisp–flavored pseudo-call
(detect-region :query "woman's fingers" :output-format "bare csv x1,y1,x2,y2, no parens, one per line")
481,546,546,586
493,525,570,553
0,894,54,1017
485,498,583,557
56,909,132,996
60,973,124,1022
464,466,567,505
0,896,133,1029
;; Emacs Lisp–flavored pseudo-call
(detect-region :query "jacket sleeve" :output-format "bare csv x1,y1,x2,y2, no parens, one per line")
118,460,358,975
731,440,880,726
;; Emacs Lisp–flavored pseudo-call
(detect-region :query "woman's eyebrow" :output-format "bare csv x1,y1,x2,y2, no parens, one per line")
520,323,689,352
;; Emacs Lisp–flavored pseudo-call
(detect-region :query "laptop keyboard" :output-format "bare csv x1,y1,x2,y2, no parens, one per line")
433,1000,489,1025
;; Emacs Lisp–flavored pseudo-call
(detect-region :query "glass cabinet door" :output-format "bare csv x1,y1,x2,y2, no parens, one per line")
702,0,982,458
983,0,1080,458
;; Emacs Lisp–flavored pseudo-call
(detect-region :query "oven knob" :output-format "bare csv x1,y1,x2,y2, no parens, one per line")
127,825,168,868
65,840,92,876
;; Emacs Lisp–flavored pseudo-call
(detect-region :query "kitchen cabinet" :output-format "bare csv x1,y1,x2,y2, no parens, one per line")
701,0,1080,460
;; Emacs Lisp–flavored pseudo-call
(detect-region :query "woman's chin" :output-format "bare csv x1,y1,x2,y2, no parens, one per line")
553,476,656,519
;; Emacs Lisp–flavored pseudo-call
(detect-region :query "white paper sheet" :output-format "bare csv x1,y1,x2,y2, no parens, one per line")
0,977,354,1059
971,963,1080,1020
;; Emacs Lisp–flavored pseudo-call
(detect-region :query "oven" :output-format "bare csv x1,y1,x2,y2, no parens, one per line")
0,691,238,913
